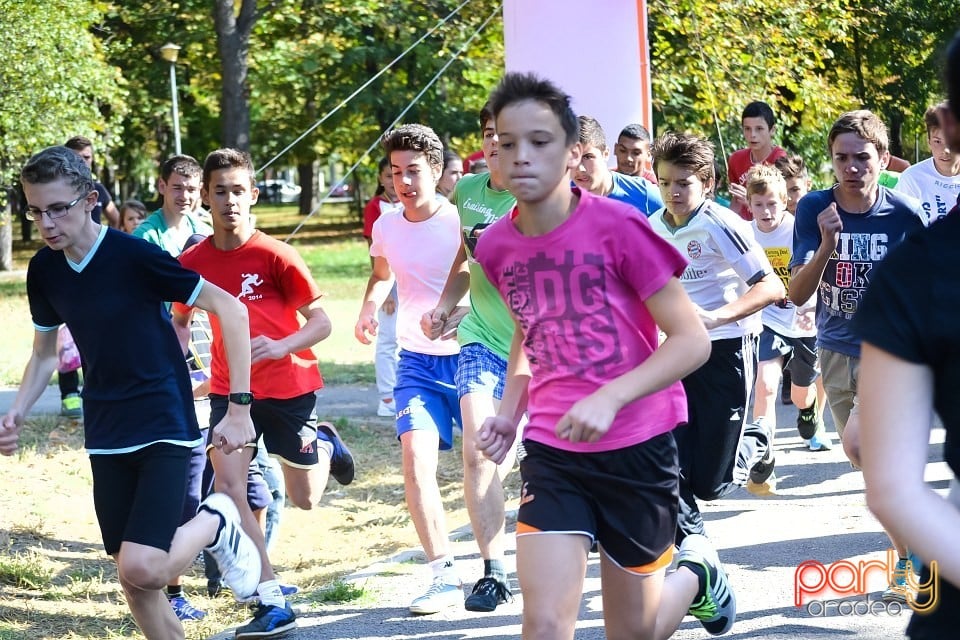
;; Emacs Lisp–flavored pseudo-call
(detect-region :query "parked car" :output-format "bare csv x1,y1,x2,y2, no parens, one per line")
256,180,301,204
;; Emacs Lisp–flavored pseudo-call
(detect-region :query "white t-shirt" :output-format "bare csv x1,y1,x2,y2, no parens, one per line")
369,202,462,356
750,216,816,338
896,157,960,224
649,200,772,340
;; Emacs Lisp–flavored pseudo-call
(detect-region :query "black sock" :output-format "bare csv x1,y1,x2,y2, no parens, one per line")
484,559,506,584
679,559,707,597
167,585,183,599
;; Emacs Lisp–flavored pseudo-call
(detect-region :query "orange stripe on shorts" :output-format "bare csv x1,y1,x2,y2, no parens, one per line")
624,545,674,575
515,522,543,535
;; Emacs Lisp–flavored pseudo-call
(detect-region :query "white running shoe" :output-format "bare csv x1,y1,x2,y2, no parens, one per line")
201,493,261,601
409,576,462,615
377,399,395,418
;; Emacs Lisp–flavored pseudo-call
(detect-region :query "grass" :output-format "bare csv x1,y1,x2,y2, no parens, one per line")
0,205,525,639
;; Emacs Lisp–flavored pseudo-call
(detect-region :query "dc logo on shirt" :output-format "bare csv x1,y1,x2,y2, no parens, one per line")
686,240,702,259
238,273,264,300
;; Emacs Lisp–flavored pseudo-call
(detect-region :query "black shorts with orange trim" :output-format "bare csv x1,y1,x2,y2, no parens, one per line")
517,433,679,572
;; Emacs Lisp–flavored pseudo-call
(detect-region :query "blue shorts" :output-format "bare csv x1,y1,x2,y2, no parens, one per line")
394,350,462,450
455,342,507,400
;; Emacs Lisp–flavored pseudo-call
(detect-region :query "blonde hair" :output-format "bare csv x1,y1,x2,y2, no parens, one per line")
745,164,787,199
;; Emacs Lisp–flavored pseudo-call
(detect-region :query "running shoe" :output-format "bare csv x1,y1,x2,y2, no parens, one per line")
377,399,396,418
677,534,737,635
235,602,297,639
200,493,261,601
806,434,832,452
168,595,206,621
746,471,777,497
464,576,513,612
317,422,355,485
237,583,300,605
748,420,776,487
60,393,82,418
882,558,910,603
796,400,820,439
409,576,462,615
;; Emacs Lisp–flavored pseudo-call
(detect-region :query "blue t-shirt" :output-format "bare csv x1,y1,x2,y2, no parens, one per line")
26,227,204,453
789,186,925,356
607,172,663,217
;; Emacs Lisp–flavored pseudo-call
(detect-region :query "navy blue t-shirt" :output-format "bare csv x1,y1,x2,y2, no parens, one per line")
92,182,113,224
27,227,204,452
789,186,925,356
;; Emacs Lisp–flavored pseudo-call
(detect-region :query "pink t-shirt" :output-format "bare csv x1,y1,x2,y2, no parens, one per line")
474,189,689,452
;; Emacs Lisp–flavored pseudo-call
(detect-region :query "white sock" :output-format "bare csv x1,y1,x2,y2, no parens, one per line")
258,579,285,608
429,555,459,585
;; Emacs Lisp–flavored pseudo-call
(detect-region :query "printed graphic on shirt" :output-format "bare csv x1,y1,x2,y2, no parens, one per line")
499,251,621,374
820,232,888,319
765,246,793,309
238,273,264,300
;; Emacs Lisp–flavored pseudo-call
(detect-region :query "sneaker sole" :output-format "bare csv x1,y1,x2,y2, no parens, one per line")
317,421,355,485
235,620,297,639
464,598,500,613
797,422,818,440
201,493,261,601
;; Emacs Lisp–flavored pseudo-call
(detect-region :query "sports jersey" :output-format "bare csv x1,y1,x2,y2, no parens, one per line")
475,189,689,453
607,171,664,217
896,157,960,224
790,186,926,357
452,173,517,359
728,146,787,219
751,215,816,338
370,201,462,356
362,194,402,239
26,226,203,452
134,209,212,257
175,230,324,399
649,199,773,340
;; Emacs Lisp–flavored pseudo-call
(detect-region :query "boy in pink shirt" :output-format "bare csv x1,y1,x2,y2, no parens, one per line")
474,72,737,638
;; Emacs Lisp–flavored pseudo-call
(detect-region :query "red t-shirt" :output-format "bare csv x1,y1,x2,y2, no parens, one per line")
175,231,324,399
728,146,787,220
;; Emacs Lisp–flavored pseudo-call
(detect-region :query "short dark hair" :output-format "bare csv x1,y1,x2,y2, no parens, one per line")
828,110,889,155
64,136,93,151
578,116,607,151
948,32,960,121
480,100,495,132
21,146,95,195
203,148,256,188
442,150,461,171
160,154,202,182
381,124,444,170
741,101,776,129
374,156,390,196
775,154,808,180
618,123,651,143
489,72,578,146
651,132,716,184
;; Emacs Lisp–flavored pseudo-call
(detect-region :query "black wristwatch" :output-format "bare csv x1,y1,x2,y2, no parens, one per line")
228,392,255,405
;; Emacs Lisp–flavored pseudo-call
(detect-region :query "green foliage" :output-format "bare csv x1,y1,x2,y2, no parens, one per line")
0,0,125,186
0,551,56,590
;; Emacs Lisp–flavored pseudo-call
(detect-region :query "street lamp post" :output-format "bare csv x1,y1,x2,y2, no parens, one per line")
159,43,182,155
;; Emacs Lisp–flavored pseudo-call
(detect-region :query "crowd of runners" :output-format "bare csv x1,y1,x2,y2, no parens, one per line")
2,29,960,640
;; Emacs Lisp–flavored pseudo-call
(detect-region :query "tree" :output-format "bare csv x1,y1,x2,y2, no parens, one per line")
0,0,124,268
215,0,262,150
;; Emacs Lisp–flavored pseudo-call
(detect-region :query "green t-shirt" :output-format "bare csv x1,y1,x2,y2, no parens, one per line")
133,209,213,257
453,173,517,359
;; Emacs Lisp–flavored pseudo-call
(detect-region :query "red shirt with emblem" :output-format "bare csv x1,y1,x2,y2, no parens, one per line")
175,231,324,399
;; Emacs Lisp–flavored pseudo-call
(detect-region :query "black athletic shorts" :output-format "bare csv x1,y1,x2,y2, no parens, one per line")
517,432,679,572
90,443,191,556
208,392,319,468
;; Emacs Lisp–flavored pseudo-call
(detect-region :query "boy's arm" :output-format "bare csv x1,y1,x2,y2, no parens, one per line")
171,306,195,356
421,241,471,340
192,282,254,453
789,202,842,304
355,255,396,344
477,322,530,464
251,299,331,363
0,329,59,455
698,271,785,330
555,277,710,443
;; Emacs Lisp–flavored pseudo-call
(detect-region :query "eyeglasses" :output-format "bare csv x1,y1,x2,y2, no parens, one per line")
24,194,87,221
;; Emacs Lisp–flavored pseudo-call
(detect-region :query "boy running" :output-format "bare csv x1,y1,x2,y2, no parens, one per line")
745,165,830,457
475,71,737,639
421,102,519,613
648,132,785,533
1,146,260,640
727,101,787,220
172,149,354,638
355,124,466,615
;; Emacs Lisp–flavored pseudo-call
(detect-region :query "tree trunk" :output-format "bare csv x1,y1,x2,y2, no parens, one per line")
214,0,257,150
297,161,314,215
888,110,904,160
0,189,12,271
